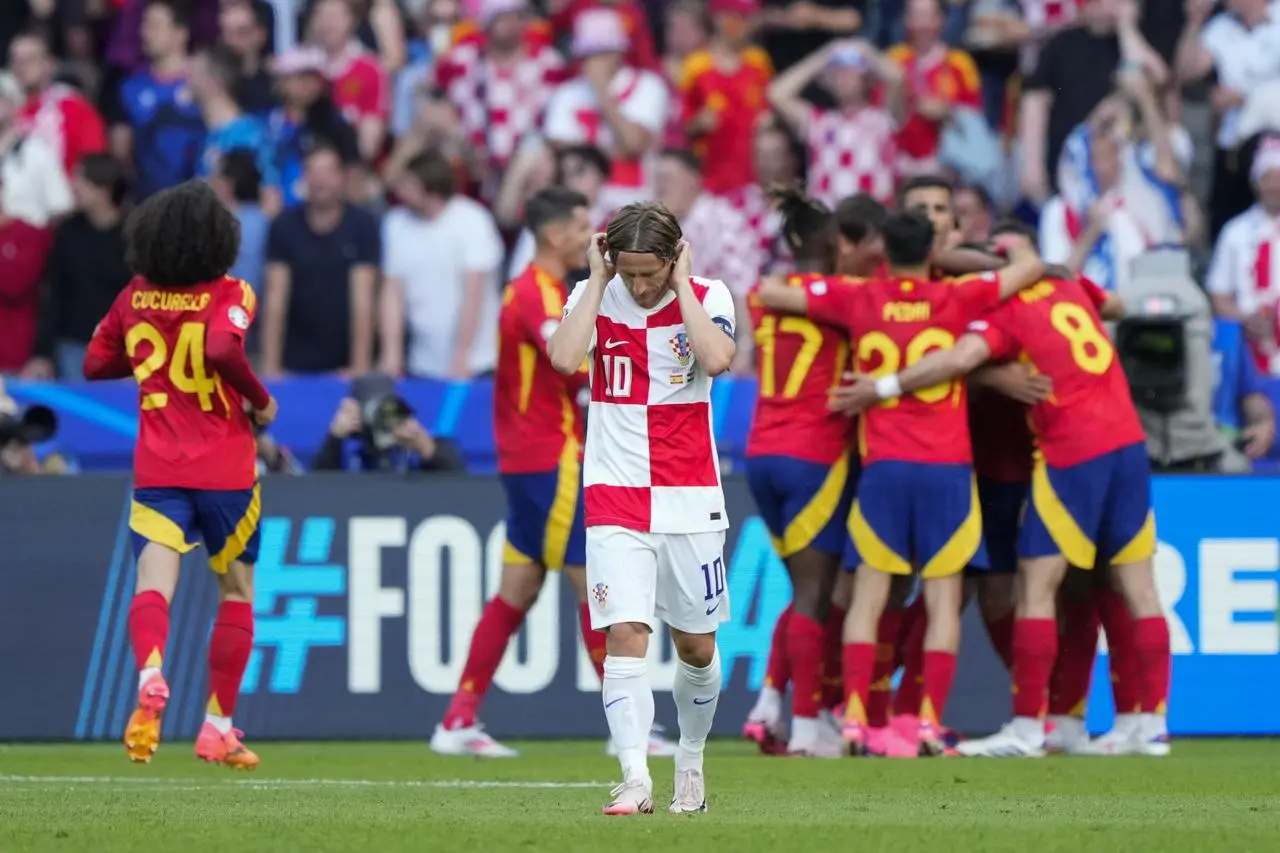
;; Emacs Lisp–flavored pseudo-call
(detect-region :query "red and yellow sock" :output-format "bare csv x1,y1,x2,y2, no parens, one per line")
841,642,876,726
128,590,170,675
786,612,826,719
867,607,904,727
578,602,606,681
982,610,1015,672
763,604,793,693
821,604,846,709
443,596,525,730
1133,615,1171,714
1012,617,1057,719
207,601,254,719
891,603,926,718
1095,587,1140,714
1049,598,1099,717
920,650,957,726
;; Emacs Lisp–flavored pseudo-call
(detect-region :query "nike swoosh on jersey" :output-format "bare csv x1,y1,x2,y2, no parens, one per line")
604,339,627,349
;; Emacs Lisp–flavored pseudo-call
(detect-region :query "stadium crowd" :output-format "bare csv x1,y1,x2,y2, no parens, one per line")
1,0,1279,477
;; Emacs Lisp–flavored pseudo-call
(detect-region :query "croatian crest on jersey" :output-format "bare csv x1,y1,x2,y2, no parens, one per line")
592,582,608,609
668,331,693,367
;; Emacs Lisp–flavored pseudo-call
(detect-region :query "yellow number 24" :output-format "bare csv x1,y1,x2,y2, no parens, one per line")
856,327,958,407
125,321,218,412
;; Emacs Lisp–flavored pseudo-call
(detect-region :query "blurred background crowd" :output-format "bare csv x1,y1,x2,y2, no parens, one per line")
0,0,1278,477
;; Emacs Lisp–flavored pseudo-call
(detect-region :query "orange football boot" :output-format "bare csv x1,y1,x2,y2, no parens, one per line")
195,723,260,770
123,672,170,763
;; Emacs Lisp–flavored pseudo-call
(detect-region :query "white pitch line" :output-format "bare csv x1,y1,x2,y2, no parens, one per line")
0,775,608,790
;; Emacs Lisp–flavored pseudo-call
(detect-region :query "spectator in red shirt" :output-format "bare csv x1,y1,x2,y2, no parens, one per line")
0,209,53,373
885,0,983,174
679,0,773,196
547,0,659,70
9,30,107,177
309,0,390,161
434,0,567,200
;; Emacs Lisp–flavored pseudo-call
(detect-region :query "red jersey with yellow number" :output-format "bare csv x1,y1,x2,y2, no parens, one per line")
494,263,588,474
967,276,1145,468
746,273,853,464
86,276,259,490
806,272,1002,464
680,47,773,195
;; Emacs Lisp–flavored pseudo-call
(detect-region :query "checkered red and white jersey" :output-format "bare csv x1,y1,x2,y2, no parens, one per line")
803,105,898,210
724,183,791,275
434,42,566,172
680,193,762,299
563,275,734,534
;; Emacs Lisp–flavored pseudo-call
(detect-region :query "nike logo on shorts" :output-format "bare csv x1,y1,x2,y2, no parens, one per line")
604,339,627,349
705,600,721,616
604,697,625,709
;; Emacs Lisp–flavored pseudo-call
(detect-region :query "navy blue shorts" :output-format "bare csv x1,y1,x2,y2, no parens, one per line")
1021,442,1156,569
746,453,859,560
967,477,1028,575
130,485,261,573
500,456,586,569
849,460,985,578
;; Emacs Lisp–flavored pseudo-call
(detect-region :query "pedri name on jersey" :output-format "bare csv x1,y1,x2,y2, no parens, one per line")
130,291,213,312
882,300,932,323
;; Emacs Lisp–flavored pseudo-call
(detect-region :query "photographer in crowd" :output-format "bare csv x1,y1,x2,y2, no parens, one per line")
314,373,465,473
0,388,68,476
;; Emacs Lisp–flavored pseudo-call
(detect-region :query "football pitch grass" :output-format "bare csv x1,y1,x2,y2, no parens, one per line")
3,740,1279,853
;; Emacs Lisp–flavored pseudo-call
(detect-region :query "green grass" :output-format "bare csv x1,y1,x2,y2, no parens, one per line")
2,740,1279,852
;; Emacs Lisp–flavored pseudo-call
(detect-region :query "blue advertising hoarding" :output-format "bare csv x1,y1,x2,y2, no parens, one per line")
0,473,1276,741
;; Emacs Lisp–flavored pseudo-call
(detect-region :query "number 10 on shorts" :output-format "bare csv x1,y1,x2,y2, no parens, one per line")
700,557,725,601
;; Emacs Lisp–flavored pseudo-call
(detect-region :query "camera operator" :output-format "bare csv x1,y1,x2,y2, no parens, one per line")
0,398,66,476
314,374,465,473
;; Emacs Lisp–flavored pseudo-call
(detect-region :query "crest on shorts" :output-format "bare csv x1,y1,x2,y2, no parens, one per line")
592,582,608,609
668,331,693,367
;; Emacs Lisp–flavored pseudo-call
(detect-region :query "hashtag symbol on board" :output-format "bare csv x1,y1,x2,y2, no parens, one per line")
240,517,347,694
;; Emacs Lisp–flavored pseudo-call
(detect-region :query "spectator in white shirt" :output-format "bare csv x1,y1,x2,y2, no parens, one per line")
654,147,760,372
542,8,669,211
379,149,504,380
1175,0,1280,234
1207,136,1280,374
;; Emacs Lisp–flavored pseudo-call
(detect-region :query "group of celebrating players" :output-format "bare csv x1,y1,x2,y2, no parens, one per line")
87,167,1170,817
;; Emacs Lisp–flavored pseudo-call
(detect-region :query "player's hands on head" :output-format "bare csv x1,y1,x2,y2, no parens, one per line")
828,372,881,416
254,395,279,428
329,397,361,437
587,232,615,281
980,362,1053,405
670,239,693,289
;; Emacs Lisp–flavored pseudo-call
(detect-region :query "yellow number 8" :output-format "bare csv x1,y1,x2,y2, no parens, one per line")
1049,302,1113,375
125,321,218,412
856,327,958,407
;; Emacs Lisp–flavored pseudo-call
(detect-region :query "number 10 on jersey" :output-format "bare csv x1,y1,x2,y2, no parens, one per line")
601,354,633,398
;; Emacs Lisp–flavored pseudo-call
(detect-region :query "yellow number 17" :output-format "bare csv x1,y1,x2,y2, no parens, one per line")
755,315,842,398
857,327,958,407
125,321,218,412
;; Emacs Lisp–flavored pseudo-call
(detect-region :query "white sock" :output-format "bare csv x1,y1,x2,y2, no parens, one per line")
205,714,232,734
602,655,653,785
791,716,821,745
673,648,721,773
138,667,161,691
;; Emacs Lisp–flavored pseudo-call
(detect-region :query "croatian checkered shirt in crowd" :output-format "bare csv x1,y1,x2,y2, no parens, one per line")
563,274,735,533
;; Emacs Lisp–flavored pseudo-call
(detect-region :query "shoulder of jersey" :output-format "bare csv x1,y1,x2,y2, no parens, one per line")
689,275,727,293
680,50,715,85
743,46,773,73
221,276,258,313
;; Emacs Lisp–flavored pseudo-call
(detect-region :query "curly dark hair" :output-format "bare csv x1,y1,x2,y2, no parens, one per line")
124,180,240,287
769,186,836,271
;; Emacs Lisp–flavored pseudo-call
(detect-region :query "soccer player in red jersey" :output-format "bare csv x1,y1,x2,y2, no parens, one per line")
431,188,674,758
82,181,276,769
841,226,1171,758
741,190,857,758
758,210,1045,755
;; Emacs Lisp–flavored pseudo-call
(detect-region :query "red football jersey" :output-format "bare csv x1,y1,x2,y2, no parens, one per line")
680,47,773,195
87,276,259,490
880,46,981,160
968,276,1145,468
494,264,587,474
806,272,1002,464
746,273,853,465
969,389,1033,483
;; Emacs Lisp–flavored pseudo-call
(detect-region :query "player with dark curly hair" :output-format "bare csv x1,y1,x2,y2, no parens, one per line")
84,179,276,770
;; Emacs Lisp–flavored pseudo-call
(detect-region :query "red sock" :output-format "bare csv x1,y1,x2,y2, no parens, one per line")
128,590,170,673
1012,617,1058,719
764,604,793,692
207,601,254,718
983,611,1015,672
891,604,926,718
821,605,846,709
867,607,903,727
1049,599,1100,717
786,612,826,718
920,650,957,725
443,597,525,729
1133,615,1171,714
578,602,606,681
841,642,876,725
1095,587,1139,714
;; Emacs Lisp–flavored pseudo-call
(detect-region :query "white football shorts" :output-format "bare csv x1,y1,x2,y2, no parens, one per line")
585,525,729,635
